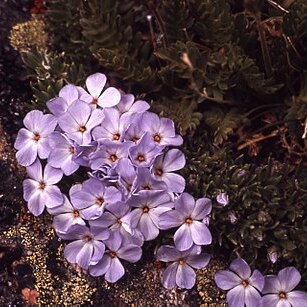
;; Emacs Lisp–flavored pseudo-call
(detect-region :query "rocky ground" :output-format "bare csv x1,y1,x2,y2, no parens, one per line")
0,1,226,305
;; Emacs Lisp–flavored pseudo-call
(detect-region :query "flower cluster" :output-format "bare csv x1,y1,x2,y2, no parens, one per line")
15,73,211,286
215,257,307,307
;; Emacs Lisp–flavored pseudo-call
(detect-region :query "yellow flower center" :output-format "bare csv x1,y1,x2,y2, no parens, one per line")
143,206,149,213
109,251,116,258
110,154,117,162
79,126,86,133
137,155,145,162
155,169,163,176
185,217,193,224
113,134,120,141
73,210,80,218
83,235,92,242
91,98,98,105
178,259,185,265
95,197,104,206
33,133,40,141
242,280,249,287
69,146,75,154
153,134,161,142
279,292,287,299
39,181,46,190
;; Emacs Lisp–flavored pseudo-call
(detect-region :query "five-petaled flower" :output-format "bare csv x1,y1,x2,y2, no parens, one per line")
215,257,264,307
261,267,307,306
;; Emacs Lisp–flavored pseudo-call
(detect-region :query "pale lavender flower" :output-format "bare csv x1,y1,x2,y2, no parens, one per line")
89,230,142,282
140,112,183,146
116,93,149,114
151,149,186,193
123,121,145,144
129,132,162,167
47,84,79,116
48,132,79,175
70,178,121,220
92,108,130,142
216,192,229,206
131,167,167,193
58,100,104,145
89,141,132,170
79,73,121,108
73,141,98,167
23,159,63,216
159,193,212,251
127,190,173,241
89,201,143,246
59,224,109,269
14,110,57,166
262,267,307,306
157,245,210,289
228,212,238,224
47,194,85,233
215,258,264,307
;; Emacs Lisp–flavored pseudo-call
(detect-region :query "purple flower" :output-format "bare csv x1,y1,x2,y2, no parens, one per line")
151,149,186,193
58,100,104,145
70,178,121,220
215,258,264,307
47,84,79,116
140,112,183,146
131,167,167,193
47,194,85,233
89,141,132,170
157,245,210,289
123,121,145,143
48,132,79,175
116,93,149,114
159,193,212,251
267,250,278,264
129,132,162,167
89,201,143,246
216,192,229,206
92,108,129,142
89,230,142,282
73,141,98,167
59,225,109,269
14,110,57,166
262,267,307,306
79,73,121,108
127,190,173,241
23,159,63,216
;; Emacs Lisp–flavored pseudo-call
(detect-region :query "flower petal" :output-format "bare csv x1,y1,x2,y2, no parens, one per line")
191,198,212,220
117,245,142,263
287,290,307,306
14,128,33,150
230,258,251,280
44,185,64,208
174,224,193,251
64,240,84,264
176,263,196,289
76,242,94,269
277,267,301,292
105,257,125,283
47,97,68,116
26,158,43,181
245,285,262,307
190,221,212,245
277,299,291,307
44,164,63,184
156,245,181,262
138,214,159,241
161,173,186,193
226,285,245,307
249,269,264,292
59,84,79,104
89,254,111,276
162,263,178,289
90,241,105,265
98,87,121,108
28,191,46,216
186,253,210,269
262,275,282,294
174,193,195,216
16,140,37,166
23,110,44,132
215,270,242,290
261,294,280,307
86,73,107,98
23,179,38,201
162,149,186,172
158,210,184,230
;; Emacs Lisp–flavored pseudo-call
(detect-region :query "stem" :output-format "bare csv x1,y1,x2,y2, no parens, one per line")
252,13,273,78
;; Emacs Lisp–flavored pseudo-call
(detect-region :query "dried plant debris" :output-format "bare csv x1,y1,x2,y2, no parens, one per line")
10,16,48,53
